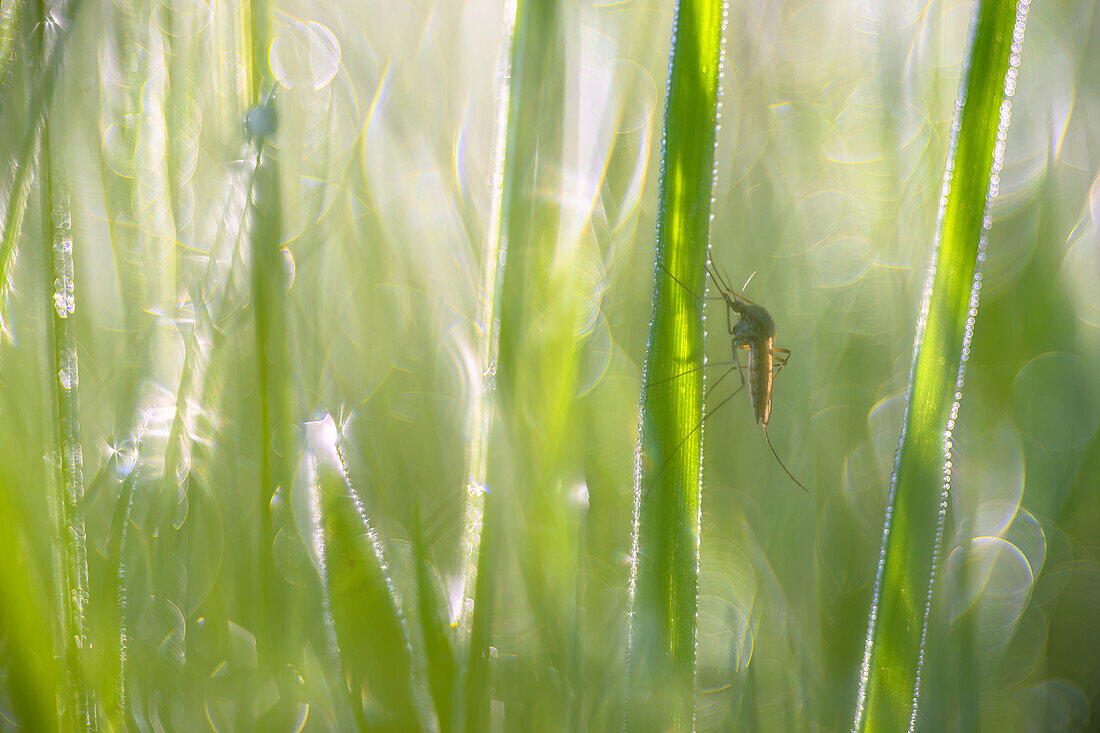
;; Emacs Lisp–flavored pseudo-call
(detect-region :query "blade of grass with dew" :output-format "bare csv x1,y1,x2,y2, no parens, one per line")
852,1,1030,731
626,0,726,730
0,0,83,330
100,452,139,725
496,0,586,706
461,0,582,727
454,0,515,722
243,0,302,719
413,505,457,733
307,416,424,731
39,127,96,729
0,0,25,115
0,477,60,731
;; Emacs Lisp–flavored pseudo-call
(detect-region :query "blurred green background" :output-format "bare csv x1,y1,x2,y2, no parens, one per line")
1,0,1099,729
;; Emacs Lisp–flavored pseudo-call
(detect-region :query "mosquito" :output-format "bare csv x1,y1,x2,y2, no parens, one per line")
706,263,808,492
646,261,809,492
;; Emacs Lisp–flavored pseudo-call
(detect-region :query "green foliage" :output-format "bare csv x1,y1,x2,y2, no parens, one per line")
310,430,422,730
1,0,1098,731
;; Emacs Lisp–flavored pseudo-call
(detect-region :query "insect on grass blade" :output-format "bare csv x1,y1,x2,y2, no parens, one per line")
644,261,809,492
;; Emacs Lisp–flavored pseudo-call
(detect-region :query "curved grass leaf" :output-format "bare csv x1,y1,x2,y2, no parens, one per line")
853,1,1031,730
309,419,423,732
626,0,725,729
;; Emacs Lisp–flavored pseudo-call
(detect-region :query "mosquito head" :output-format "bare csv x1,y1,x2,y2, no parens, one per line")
732,299,777,340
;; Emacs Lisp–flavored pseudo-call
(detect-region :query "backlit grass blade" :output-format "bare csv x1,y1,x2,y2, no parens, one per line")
853,1,1031,730
40,129,95,729
0,0,24,115
626,0,725,729
308,417,423,731
0,478,60,731
413,509,457,732
463,0,581,727
101,454,139,725
242,0,304,719
454,0,516,723
0,0,84,331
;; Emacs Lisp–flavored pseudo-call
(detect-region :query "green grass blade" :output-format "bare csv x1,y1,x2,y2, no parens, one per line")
463,0,580,727
462,494,498,733
242,0,301,712
0,0,24,122
453,0,515,715
308,418,423,732
626,0,725,729
0,0,84,328
853,1,1031,730
0,478,60,731
40,132,96,729
412,509,457,733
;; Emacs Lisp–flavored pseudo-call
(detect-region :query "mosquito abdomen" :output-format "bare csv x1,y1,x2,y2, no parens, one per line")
748,337,775,425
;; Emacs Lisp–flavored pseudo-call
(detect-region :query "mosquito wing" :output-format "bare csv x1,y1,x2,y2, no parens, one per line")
747,337,774,425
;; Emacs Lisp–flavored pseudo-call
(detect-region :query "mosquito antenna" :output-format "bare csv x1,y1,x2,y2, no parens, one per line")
705,262,732,294
655,260,719,302
740,271,756,296
761,426,809,492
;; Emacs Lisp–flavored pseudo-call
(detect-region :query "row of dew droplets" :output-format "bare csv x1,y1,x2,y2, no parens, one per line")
625,0,682,677
909,3,1030,729
851,0,1031,730
455,0,518,633
304,415,345,669
51,185,95,728
304,413,426,725
693,0,731,709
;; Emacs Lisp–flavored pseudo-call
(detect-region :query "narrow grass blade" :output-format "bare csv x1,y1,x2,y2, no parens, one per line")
853,1,1031,730
0,478,60,731
40,132,96,729
101,455,139,725
307,417,423,732
242,0,303,715
462,0,578,726
0,0,25,119
0,0,85,329
463,494,498,733
626,0,726,730
413,507,457,732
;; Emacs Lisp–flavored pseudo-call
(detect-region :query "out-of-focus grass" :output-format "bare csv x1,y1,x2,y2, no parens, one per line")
308,415,421,730
0,0,1099,730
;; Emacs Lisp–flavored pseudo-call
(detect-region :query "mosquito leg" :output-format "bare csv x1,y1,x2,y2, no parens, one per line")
643,360,736,396
726,341,748,396
772,346,791,377
705,361,747,400
642,375,745,498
